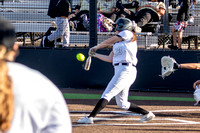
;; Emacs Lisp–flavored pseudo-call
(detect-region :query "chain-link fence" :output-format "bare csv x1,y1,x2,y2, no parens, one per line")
0,0,200,49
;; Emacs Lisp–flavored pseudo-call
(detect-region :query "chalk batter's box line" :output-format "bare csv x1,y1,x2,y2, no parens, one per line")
72,122,200,127
70,109,200,126
70,109,200,115
72,117,200,127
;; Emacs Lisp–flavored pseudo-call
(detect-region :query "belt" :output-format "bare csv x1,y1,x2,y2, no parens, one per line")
114,63,136,67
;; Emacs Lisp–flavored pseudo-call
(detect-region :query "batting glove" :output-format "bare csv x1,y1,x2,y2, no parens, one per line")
89,47,96,57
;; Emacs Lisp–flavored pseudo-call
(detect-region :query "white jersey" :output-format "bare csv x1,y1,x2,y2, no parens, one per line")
112,30,138,66
7,62,72,133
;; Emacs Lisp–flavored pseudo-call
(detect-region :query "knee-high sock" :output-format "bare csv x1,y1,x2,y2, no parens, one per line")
128,103,149,115
89,98,108,118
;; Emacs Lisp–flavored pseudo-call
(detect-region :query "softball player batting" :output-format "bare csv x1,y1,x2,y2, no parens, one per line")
78,18,155,124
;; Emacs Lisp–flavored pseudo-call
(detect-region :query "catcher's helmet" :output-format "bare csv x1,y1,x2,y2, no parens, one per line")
115,18,133,31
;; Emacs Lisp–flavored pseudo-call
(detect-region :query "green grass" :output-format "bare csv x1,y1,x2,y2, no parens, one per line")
63,93,195,102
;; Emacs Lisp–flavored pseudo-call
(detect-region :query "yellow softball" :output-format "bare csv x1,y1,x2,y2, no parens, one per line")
76,53,85,62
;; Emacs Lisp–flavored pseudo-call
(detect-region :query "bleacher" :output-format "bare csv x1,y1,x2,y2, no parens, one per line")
0,1,199,49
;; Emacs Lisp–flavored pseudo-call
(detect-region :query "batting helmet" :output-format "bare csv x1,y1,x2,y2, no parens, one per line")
115,18,133,31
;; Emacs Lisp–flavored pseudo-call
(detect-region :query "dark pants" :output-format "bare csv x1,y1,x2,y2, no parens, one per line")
133,9,159,27
132,9,160,32
69,10,89,31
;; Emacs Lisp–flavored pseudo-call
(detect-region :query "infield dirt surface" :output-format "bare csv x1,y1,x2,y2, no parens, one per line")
61,88,200,133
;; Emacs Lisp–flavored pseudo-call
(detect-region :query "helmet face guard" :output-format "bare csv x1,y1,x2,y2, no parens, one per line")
115,18,133,31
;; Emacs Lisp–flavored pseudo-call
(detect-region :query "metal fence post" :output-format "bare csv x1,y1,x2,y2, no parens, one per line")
89,0,97,48
163,0,169,33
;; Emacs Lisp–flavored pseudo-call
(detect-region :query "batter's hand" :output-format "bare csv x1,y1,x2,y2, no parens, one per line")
193,80,200,90
89,46,97,57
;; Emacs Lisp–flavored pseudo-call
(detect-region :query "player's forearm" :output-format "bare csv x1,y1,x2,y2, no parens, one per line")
180,63,200,69
96,41,113,49
96,36,122,50
94,53,113,63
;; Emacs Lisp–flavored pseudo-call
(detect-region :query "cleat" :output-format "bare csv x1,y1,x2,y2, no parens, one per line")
137,111,155,123
41,36,54,48
168,45,178,50
77,116,94,124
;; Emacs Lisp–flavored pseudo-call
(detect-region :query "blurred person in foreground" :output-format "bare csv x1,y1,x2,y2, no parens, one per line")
0,17,72,133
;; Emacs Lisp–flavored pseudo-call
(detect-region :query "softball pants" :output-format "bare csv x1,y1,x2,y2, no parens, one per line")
101,64,137,110
48,17,70,47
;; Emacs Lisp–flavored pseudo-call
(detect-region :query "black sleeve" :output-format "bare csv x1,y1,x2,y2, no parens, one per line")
124,1,139,8
116,35,121,38
183,0,190,21
116,0,124,10
116,35,124,40
116,0,139,10
178,0,190,21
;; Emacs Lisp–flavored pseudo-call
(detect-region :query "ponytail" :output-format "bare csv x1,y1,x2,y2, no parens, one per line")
0,17,15,132
131,32,137,42
0,59,13,132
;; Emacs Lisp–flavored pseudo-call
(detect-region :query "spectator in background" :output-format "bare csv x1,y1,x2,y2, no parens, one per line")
176,0,183,9
117,0,166,32
177,0,195,24
80,8,115,32
42,0,71,48
0,17,72,133
68,5,81,31
68,0,91,31
76,0,91,31
121,0,138,14
97,0,118,22
42,21,62,46
78,0,90,17
0,0,4,5
116,0,139,20
169,0,196,50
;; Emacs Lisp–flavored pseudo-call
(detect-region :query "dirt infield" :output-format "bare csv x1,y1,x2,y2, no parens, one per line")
61,89,200,133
